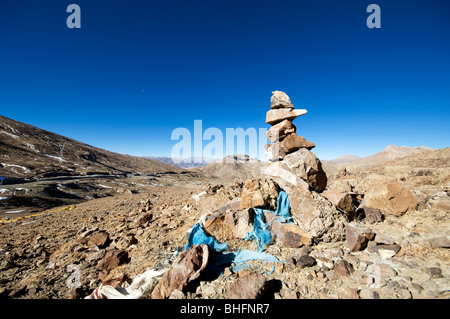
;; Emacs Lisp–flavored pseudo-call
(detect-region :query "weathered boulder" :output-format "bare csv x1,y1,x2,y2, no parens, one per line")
266,108,307,125
282,148,327,192
228,273,269,299
151,244,210,299
270,90,294,109
203,211,234,243
263,161,345,242
240,179,280,210
322,190,356,220
277,182,346,243
265,212,313,247
360,181,418,216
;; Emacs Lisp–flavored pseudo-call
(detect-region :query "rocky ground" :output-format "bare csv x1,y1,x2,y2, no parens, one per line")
0,159,448,299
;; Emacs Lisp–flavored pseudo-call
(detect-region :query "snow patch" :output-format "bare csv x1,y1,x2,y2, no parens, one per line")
4,209,26,214
0,131,19,139
1,163,31,173
98,184,113,189
44,154,65,162
24,143,40,153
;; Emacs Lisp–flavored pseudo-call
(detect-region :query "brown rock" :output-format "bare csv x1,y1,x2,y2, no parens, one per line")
96,249,129,271
88,231,110,248
322,190,356,220
284,184,346,242
429,236,450,249
333,260,354,278
367,263,397,279
359,288,379,299
266,119,296,142
265,212,313,247
422,267,443,278
345,223,375,252
362,207,384,224
282,148,327,192
203,212,234,243
296,255,316,268
228,273,269,299
361,181,418,216
341,288,360,299
270,91,294,109
151,244,210,299
266,108,307,125
224,209,255,239
367,242,401,255
136,212,153,225
263,162,345,242
240,179,280,210
115,234,138,250
279,133,316,156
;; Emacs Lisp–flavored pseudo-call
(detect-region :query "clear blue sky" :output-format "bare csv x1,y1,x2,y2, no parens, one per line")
0,0,449,160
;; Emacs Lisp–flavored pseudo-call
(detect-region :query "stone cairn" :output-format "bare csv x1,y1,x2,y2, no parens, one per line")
265,91,316,161
261,91,345,242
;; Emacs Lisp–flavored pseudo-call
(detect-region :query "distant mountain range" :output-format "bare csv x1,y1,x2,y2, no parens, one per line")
323,145,435,175
142,156,216,169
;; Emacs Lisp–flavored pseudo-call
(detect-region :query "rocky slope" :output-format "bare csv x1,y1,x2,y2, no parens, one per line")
0,115,182,181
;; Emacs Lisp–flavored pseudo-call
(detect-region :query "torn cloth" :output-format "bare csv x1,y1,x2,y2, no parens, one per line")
245,189,294,251
185,222,229,252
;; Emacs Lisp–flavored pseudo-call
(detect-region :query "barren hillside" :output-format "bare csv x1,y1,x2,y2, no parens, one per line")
0,115,183,182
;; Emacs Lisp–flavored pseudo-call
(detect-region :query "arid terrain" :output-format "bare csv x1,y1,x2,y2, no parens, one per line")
0,113,449,300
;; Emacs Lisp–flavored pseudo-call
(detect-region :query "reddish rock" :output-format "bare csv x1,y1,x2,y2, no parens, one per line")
279,133,315,156
361,181,418,216
228,273,269,299
345,223,375,252
136,212,153,225
267,119,296,142
333,260,354,278
265,212,313,247
88,231,110,248
151,244,210,299
282,148,327,192
367,241,401,255
96,249,129,271
322,190,356,220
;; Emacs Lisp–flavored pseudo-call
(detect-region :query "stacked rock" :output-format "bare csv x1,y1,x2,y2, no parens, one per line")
265,91,316,161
